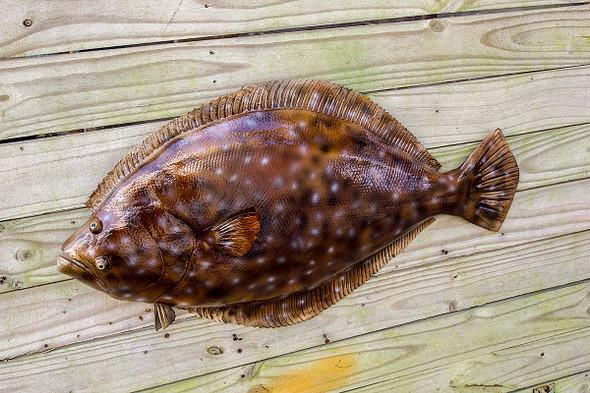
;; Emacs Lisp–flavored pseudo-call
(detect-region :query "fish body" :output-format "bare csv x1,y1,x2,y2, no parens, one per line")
58,80,519,328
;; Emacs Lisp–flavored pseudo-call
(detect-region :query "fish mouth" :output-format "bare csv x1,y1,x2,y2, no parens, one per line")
57,252,91,274
57,252,109,292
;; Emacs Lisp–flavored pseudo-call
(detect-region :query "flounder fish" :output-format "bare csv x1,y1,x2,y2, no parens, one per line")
58,79,519,330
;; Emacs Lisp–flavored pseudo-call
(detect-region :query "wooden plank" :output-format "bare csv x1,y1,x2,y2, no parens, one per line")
330,327,590,392
0,0,577,58
513,370,590,393
1,121,588,291
2,64,590,221
1,6,590,140
3,274,589,392
0,179,588,378
145,320,590,393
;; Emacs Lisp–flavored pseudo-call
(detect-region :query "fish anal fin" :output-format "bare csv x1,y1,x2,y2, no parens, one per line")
154,303,176,331
188,218,435,327
210,212,260,257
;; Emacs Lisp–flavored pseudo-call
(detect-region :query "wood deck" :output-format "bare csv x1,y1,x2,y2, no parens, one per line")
1,1,589,392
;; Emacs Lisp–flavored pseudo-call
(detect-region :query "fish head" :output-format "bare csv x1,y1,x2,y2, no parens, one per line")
58,210,163,301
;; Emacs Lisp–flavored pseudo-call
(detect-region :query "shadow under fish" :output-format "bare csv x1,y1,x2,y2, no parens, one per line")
57,79,519,330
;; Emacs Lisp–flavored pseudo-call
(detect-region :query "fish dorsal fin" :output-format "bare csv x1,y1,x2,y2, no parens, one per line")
188,218,435,327
86,79,439,211
210,212,260,257
154,303,176,330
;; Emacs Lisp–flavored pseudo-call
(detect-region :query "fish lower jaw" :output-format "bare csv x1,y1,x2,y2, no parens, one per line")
57,252,90,274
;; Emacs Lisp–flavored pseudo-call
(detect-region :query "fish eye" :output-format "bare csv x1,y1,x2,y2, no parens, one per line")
95,256,110,271
89,218,103,234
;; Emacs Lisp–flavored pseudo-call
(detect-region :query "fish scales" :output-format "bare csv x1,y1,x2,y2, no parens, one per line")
58,79,519,329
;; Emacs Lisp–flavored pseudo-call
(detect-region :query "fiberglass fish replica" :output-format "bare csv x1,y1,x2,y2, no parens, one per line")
58,79,519,330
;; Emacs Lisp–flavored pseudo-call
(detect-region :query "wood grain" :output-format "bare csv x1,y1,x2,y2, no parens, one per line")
344,326,590,392
3,277,588,392
0,0,577,58
1,6,589,140
2,64,589,221
513,370,590,393
1,180,588,386
1,122,588,290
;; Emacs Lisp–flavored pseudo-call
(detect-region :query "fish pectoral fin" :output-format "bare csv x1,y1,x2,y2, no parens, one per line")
154,303,176,331
189,218,436,328
210,212,260,257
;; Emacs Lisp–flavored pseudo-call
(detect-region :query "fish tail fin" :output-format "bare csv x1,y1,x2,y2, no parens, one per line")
455,129,519,232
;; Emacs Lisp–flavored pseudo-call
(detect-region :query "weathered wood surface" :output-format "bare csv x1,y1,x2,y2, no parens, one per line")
2,6,590,140
0,1,589,392
0,0,578,58
143,282,590,393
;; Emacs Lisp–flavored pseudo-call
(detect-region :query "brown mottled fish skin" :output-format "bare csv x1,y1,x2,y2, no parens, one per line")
58,79,519,329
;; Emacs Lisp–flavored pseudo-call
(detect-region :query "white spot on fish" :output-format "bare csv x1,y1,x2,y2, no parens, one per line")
127,255,138,266
274,177,284,188
330,183,339,192
231,277,241,285
311,192,320,204
277,256,286,264
327,246,334,254
288,278,296,285
267,276,275,283
310,228,320,236
256,256,266,264
244,156,252,164
215,167,223,175
261,157,269,165
291,181,298,190
230,174,238,182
